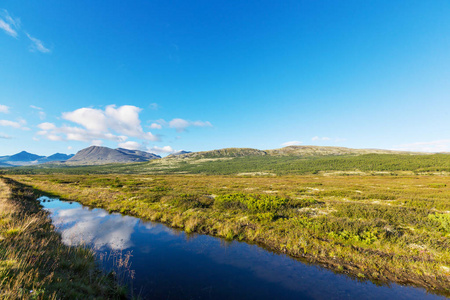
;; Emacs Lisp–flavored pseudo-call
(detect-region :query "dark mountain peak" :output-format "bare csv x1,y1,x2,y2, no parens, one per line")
67,146,160,165
117,148,160,159
46,153,75,161
8,151,44,162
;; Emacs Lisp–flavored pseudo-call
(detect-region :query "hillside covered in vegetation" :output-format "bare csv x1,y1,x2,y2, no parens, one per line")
4,153,450,176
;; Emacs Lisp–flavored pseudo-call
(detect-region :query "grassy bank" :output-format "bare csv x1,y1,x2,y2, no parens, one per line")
0,177,127,299
10,174,450,297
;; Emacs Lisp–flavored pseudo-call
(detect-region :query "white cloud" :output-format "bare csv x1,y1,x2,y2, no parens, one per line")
36,105,160,144
0,133,11,139
59,125,127,142
393,140,450,153
30,105,46,120
118,141,145,151
0,119,29,130
38,122,56,131
37,123,128,143
47,134,63,141
0,19,17,37
62,105,158,141
105,105,157,139
150,118,212,132
63,108,108,132
1,10,50,55
191,120,212,127
168,118,212,132
150,123,162,129
67,146,73,150
34,105,212,147
0,105,9,113
169,118,189,132
26,32,50,53
0,10,18,38
281,141,302,147
147,145,175,154
91,140,103,146
149,103,158,110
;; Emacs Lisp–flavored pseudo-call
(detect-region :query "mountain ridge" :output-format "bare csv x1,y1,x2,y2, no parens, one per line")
0,145,430,167
66,146,160,165
0,151,74,166
165,145,424,160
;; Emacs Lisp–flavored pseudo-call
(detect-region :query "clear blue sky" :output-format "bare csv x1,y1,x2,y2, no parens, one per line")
1,1,450,156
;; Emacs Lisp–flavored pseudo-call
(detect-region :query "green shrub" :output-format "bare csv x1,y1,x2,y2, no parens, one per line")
171,194,212,209
287,198,318,208
428,213,450,233
215,193,288,212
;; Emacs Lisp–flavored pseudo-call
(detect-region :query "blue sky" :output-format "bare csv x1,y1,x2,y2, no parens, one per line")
1,1,450,156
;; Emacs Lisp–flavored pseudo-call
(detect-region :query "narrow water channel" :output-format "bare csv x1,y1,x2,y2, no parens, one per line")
38,196,443,300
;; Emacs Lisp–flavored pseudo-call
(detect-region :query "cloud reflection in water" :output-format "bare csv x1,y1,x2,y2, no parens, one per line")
49,205,139,250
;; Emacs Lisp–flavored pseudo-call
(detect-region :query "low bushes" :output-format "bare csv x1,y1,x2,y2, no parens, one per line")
214,193,288,212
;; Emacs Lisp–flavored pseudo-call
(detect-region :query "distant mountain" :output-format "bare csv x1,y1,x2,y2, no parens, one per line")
66,146,161,165
46,153,75,161
265,145,420,156
164,145,424,161
0,145,427,168
116,148,160,160
166,150,192,158
7,151,44,162
171,148,267,159
0,151,74,166
0,162,12,167
38,153,75,164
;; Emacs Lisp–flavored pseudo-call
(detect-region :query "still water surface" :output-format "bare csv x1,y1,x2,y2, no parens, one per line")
38,196,444,300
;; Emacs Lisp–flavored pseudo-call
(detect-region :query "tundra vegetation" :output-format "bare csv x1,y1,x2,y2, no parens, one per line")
7,173,450,296
0,177,127,299
4,153,450,176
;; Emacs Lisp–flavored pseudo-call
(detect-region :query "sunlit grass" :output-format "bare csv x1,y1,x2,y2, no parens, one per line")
9,173,450,296
0,177,127,299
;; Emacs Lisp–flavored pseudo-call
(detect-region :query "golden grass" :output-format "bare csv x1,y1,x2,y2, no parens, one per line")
9,174,450,296
0,177,127,299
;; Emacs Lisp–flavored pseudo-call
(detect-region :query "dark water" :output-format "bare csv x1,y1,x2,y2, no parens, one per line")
38,196,444,300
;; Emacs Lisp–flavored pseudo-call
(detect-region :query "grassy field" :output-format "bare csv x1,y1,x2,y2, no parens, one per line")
5,153,450,176
9,173,450,296
0,177,127,299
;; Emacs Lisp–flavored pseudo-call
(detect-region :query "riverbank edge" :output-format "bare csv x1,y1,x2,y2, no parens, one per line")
0,177,128,299
10,175,450,298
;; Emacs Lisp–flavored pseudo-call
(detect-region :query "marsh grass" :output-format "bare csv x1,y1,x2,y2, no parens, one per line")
0,177,127,299
10,174,450,296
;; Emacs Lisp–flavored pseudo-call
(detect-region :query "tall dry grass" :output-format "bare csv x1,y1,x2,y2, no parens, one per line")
0,177,127,299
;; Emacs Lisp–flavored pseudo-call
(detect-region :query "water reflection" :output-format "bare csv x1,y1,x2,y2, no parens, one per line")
39,196,444,300
41,196,139,250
